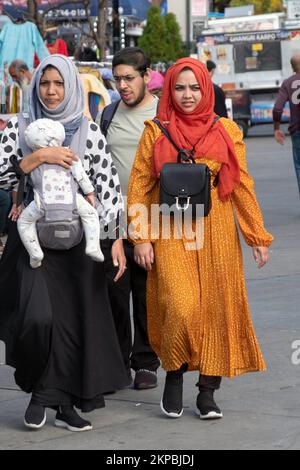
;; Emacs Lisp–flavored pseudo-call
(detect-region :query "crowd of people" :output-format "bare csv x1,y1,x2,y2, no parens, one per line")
0,46,272,432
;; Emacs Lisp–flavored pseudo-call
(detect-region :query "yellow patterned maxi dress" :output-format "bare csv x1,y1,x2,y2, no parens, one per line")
127,118,273,378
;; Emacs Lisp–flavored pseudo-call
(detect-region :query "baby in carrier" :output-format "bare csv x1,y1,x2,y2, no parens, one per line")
17,118,104,268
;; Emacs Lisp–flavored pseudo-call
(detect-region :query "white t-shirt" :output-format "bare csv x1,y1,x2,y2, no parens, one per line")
104,96,158,195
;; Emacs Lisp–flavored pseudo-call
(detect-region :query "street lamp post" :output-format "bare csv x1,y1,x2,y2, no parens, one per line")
120,16,126,49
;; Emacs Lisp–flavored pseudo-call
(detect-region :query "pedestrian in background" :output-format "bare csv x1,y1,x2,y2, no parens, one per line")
147,70,165,98
100,68,121,103
206,60,228,118
273,54,300,198
127,58,273,420
97,47,160,390
9,59,33,113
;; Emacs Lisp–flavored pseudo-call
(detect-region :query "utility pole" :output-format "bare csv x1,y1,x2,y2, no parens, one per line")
112,0,120,53
186,0,191,55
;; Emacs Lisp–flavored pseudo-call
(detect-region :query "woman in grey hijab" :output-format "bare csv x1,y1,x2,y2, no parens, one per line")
0,55,129,432
29,54,85,146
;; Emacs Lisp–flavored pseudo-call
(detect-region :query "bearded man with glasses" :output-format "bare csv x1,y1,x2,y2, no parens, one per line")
97,47,160,390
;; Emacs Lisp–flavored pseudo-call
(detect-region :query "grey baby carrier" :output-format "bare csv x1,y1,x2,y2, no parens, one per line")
18,113,89,250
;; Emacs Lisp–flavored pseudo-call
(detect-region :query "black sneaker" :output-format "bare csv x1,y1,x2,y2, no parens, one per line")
54,406,93,432
160,371,183,419
196,390,223,420
24,402,46,430
134,369,157,390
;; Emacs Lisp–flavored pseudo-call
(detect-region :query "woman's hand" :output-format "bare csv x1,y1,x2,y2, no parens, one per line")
134,243,154,271
252,246,269,269
19,147,78,174
40,147,78,169
111,239,127,282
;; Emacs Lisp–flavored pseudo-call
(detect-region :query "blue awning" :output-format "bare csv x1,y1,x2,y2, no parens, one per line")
119,0,152,19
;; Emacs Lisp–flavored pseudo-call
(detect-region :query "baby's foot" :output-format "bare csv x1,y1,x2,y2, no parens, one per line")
85,249,104,263
30,254,44,269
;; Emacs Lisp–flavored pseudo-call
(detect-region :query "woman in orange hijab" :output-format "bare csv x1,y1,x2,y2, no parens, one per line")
127,58,273,420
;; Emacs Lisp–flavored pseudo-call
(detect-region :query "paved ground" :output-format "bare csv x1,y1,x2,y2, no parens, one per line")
0,130,300,450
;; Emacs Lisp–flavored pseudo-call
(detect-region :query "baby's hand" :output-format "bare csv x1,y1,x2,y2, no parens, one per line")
8,204,22,222
86,193,96,208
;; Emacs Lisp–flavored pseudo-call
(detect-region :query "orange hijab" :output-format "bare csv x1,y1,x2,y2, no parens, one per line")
153,58,240,201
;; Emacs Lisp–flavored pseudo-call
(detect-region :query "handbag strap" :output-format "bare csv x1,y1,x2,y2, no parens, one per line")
153,119,180,152
153,116,221,186
153,118,194,163
153,116,220,151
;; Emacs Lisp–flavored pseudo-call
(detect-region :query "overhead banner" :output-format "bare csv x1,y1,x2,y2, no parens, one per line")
2,0,166,20
198,30,294,45
3,0,88,19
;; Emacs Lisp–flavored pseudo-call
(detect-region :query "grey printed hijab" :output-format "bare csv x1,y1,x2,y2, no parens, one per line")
29,54,84,145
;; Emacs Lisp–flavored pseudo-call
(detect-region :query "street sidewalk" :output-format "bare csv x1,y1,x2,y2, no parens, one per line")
0,135,300,450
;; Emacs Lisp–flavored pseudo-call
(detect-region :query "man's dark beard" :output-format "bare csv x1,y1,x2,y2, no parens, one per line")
121,85,147,108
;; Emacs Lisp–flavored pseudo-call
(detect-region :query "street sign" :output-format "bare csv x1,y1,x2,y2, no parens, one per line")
191,0,209,41
287,0,300,19
191,0,209,17
224,5,254,18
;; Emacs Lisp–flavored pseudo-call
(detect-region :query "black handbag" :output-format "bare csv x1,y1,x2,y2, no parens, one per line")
153,119,219,218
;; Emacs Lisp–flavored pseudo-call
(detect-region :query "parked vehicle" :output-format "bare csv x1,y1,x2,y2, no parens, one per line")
225,89,290,137
197,13,297,136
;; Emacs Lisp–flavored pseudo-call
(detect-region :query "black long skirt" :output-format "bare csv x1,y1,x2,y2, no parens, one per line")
0,221,129,412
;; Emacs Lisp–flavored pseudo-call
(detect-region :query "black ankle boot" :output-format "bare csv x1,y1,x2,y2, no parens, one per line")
160,365,187,418
196,390,223,420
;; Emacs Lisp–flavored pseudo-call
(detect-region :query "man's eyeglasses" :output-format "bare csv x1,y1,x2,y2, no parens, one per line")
113,72,145,84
